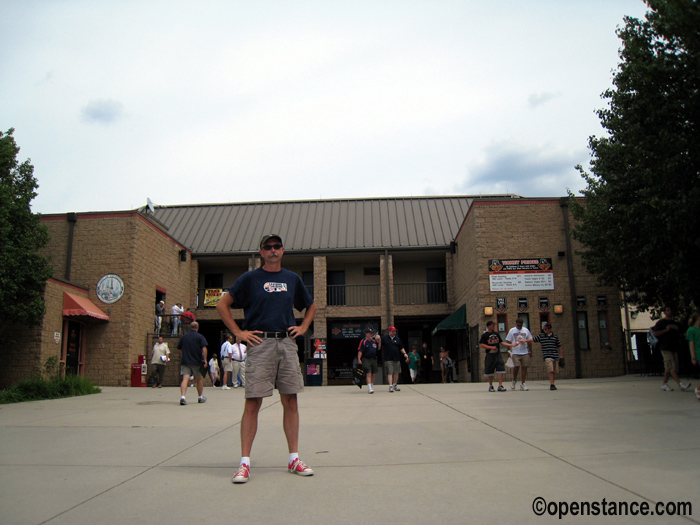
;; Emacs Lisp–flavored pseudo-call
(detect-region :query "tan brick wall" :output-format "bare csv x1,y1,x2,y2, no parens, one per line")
32,213,196,387
453,200,625,382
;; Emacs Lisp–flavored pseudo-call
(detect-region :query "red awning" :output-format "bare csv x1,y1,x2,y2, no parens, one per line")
63,292,110,322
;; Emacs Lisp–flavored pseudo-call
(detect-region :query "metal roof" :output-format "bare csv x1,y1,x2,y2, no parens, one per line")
149,196,515,255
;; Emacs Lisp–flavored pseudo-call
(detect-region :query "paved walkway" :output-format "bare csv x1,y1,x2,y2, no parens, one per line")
0,376,699,524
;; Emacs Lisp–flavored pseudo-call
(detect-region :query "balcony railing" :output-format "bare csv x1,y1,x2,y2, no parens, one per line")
327,284,380,306
394,282,447,305
197,285,314,308
195,282,445,309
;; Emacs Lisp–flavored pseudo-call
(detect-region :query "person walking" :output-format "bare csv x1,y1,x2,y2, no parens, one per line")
220,334,233,390
654,306,691,392
216,234,316,484
177,321,209,405
381,326,409,392
524,323,562,390
150,336,169,388
358,328,380,393
506,319,533,391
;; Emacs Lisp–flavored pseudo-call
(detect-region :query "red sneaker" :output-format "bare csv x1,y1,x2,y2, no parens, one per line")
288,458,314,476
232,463,250,484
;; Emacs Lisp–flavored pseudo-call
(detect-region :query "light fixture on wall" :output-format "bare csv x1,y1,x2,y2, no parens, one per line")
553,304,564,314
484,306,493,316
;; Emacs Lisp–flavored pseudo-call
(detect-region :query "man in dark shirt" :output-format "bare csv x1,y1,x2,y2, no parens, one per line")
479,321,513,392
420,342,434,383
654,307,691,392
381,326,409,392
177,321,208,405
358,328,380,394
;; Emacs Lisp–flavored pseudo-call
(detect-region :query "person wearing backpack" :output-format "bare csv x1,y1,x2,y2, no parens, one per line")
653,306,692,392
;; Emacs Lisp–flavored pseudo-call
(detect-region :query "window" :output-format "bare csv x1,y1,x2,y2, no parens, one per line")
204,273,223,288
327,270,345,306
497,314,507,344
598,311,610,348
577,312,590,350
426,268,446,303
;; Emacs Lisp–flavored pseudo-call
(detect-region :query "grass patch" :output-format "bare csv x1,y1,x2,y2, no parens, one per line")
0,357,101,404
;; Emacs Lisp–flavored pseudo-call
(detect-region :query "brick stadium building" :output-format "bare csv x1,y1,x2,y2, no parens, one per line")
1,196,625,388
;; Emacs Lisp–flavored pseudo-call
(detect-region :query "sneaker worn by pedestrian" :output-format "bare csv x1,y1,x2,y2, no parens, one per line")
660,383,673,391
394,385,401,391
550,384,557,391
680,382,692,391
520,383,529,391
489,385,495,392
389,385,394,393
222,385,230,390
232,464,250,484
511,380,516,390
198,396,207,403
288,458,314,476
180,398,187,406
368,386,374,394
497,385,506,392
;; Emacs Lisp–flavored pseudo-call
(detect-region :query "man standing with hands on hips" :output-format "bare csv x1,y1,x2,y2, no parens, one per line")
217,234,317,484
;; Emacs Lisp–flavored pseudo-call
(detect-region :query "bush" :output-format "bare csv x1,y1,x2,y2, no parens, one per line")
0,360,101,404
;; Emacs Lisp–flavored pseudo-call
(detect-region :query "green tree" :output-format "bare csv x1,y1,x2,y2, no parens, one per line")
0,128,53,326
569,0,700,314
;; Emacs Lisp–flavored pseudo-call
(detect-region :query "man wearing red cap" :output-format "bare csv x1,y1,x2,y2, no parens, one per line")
381,326,409,392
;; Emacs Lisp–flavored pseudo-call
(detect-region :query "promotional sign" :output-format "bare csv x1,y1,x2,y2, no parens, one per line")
488,258,554,291
539,296,550,312
496,297,507,313
518,297,529,312
204,288,223,307
330,322,379,339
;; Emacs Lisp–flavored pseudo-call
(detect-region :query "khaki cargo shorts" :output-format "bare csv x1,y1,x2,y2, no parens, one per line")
245,337,303,398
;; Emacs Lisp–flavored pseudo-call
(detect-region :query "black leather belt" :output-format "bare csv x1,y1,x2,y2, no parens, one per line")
260,331,289,339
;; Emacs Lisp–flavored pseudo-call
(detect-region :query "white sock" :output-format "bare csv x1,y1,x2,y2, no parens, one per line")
289,453,299,463
240,457,250,467
181,396,185,400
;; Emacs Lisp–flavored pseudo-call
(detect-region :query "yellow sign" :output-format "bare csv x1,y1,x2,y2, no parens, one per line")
204,288,223,307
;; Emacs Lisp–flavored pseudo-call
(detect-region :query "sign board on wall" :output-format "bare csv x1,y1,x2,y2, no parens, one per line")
488,259,554,292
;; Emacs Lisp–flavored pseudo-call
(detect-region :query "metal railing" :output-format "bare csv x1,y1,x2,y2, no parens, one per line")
394,282,447,305
327,284,380,306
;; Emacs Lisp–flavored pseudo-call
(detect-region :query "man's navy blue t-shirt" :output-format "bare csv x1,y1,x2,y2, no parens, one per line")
227,267,313,332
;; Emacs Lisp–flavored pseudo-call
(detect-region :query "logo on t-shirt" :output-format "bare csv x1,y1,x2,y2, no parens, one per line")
264,282,288,293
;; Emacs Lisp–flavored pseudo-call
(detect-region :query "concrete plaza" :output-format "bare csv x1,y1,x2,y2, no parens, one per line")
0,375,698,524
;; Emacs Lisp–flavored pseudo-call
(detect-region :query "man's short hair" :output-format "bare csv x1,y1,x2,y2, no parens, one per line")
486,321,495,327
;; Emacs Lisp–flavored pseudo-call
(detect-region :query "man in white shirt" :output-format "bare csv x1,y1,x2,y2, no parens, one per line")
506,319,533,391
230,336,247,388
170,303,184,335
220,334,234,390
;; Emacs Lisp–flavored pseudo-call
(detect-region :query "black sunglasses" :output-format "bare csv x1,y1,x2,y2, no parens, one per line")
261,243,283,251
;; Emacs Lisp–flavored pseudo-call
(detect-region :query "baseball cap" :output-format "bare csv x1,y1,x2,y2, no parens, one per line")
259,234,283,248
388,326,397,331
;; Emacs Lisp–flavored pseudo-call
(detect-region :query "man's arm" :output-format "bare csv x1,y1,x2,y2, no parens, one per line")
216,292,263,346
288,303,317,338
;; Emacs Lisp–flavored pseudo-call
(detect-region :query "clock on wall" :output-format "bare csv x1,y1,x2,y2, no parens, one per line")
96,274,125,304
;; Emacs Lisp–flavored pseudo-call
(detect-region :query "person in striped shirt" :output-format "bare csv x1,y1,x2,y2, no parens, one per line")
524,323,563,390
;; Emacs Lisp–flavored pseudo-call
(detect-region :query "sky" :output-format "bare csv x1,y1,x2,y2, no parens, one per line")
0,0,651,214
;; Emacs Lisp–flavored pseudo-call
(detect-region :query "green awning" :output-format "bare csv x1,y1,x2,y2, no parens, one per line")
432,304,467,335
